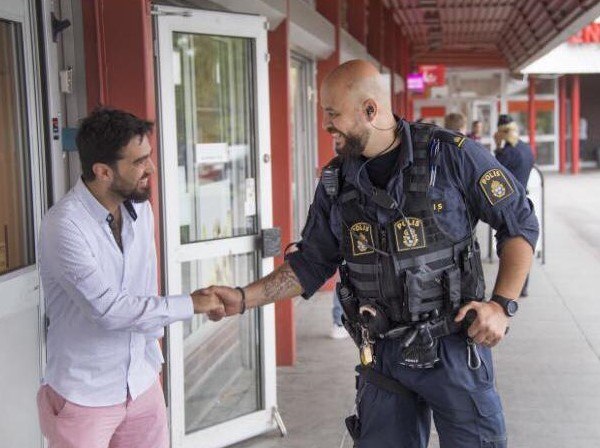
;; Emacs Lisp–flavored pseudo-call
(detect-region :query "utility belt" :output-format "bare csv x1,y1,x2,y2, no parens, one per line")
338,271,482,370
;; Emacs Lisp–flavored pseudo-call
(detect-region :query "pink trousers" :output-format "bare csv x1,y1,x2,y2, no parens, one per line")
37,381,169,448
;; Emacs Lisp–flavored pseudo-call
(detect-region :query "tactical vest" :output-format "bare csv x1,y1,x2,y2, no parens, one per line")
335,123,485,327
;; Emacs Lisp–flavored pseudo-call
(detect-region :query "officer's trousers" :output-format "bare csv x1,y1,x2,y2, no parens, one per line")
355,333,507,448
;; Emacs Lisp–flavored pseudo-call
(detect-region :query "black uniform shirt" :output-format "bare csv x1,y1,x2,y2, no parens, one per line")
288,119,540,298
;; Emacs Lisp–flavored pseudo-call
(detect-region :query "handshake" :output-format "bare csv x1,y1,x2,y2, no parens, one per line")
190,286,246,322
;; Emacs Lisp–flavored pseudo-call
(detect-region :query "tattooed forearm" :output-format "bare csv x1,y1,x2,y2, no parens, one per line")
243,262,304,308
261,262,303,302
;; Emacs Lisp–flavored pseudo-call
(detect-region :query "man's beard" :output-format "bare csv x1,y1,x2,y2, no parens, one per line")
331,128,369,160
111,175,151,203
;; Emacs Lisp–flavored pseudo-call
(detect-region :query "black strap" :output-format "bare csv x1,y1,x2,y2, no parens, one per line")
356,365,414,398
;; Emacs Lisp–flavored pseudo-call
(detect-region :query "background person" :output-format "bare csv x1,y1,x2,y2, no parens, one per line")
468,120,483,142
37,108,222,448
493,114,535,296
444,112,467,134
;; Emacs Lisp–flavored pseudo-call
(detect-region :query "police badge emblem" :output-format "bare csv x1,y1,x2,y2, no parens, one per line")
394,217,426,251
350,222,375,256
479,169,514,206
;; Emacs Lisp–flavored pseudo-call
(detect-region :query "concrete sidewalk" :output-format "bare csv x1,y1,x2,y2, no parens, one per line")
233,172,600,448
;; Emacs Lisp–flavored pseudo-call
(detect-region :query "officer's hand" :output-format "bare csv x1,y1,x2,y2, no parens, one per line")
454,301,508,347
198,285,244,321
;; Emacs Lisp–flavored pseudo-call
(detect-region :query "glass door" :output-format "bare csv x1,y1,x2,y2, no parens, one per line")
155,7,277,448
0,1,45,447
290,54,317,241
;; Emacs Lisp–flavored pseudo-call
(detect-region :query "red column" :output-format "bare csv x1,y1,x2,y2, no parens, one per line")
316,0,341,170
367,0,383,62
528,76,537,159
346,0,367,45
316,0,341,293
392,23,403,114
81,0,161,276
571,75,581,174
268,6,296,366
402,40,415,121
559,76,567,174
401,39,412,120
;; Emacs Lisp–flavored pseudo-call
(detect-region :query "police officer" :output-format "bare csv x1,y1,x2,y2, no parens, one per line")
200,60,539,448
494,114,535,297
493,114,535,188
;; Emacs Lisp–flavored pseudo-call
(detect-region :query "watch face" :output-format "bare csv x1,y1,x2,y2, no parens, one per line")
506,300,519,316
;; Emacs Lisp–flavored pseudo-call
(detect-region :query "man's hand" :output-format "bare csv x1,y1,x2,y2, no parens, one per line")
191,289,225,317
454,300,508,347
198,286,245,321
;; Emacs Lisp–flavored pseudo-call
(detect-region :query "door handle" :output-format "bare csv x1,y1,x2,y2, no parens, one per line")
261,228,281,258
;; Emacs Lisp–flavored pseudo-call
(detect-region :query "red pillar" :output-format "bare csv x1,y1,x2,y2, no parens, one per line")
392,23,403,114
346,0,367,45
401,39,412,120
571,75,581,174
81,0,162,276
559,76,567,174
398,36,410,119
316,0,341,170
367,0,383,63
528,76,537,159
384,11,394,109
316,0,341,293
267,5,296,366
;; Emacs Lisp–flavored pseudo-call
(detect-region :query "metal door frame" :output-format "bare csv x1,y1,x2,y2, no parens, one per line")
154,7,278,448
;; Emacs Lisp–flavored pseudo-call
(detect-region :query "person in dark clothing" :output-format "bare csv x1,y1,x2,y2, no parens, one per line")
199,61,538,448
494,114,535,297
493,114,535,188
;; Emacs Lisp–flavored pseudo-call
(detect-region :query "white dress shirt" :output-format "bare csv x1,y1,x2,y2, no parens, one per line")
39,179,193,406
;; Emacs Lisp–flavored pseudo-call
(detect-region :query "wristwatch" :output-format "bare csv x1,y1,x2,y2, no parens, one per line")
490,294,519,317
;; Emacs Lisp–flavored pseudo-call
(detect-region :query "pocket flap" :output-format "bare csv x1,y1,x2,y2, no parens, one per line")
470,387,502,417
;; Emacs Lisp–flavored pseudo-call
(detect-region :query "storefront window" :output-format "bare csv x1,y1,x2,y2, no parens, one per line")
509,109,555,136
535,141,555,166
0,20,35,275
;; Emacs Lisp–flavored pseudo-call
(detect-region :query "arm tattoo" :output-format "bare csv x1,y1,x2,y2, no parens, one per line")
261,262,303,301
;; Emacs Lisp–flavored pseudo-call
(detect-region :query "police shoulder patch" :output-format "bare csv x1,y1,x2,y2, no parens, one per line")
453,136,467,148
478,169,515,206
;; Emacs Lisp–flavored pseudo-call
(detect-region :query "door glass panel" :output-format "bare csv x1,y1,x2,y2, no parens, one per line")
181,253,260,433
0,20,35,276
290,57,316,241
173,32,257,244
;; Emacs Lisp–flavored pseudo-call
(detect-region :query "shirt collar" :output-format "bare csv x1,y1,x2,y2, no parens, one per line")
74,178,138,224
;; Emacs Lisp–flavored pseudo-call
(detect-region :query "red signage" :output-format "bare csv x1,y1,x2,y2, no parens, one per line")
568,23,600,44
418,65,446,86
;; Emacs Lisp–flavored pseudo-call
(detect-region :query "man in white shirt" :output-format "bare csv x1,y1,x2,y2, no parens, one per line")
37,108,221,448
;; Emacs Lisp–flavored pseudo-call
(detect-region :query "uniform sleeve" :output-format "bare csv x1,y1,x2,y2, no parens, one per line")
286,183,342,299
447,140,539,253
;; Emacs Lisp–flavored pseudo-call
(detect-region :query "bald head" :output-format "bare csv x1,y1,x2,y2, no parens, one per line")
320,59,398,159
322,60,391,112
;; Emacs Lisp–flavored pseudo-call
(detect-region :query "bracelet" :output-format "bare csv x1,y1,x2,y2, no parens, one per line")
235,286,246,315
